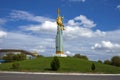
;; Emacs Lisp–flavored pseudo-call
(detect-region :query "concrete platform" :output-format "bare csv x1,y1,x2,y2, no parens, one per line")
53,54,67,57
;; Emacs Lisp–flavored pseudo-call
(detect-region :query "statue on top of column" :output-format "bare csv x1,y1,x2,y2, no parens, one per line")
56,8,65,30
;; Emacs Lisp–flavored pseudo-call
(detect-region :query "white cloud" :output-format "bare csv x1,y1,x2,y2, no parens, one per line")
92,41,120,50
64,26,105,39
0,19,6,25
0,31,7,38
68,19,80,26
10,10,54,23
69,0,86,2
19,14,105,39
22,21,57,33
10,10,57,34
94,29,106,37
32,48,45,53
106,30,120,43
91,43,101,49
74,15,96,28
64,15,105,39
88,30,120,60
65,51,74,56
0,31,55,56
10,10,103,39
117,5,120,9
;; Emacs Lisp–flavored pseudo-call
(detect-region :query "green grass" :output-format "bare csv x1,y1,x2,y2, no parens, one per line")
0,57,120,73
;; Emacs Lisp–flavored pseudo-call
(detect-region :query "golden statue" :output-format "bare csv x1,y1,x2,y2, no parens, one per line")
56,8,65,30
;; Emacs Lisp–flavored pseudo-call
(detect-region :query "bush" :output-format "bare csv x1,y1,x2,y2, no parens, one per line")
50,57,60,71
37,55,44,58
12,62,20,70
104,60,111,65
98,60,102,64
73,54,81,58
111,56,120,67
3,53,15,62
3,53,26,62
91,63,95,71
73,54,88,60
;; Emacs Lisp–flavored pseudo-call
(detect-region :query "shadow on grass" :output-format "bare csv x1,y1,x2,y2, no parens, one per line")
44,68,60,72
44,68,53,71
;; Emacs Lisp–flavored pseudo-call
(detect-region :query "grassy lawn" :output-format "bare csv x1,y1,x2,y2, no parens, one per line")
0,57,120,73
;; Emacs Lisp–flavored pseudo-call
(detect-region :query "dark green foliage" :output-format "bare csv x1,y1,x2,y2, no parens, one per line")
91,63,95,71
12,62,20,70
50,57,60,71
73,54,81,58
13,54,26,61
98,60,102,64
104,56,120,67
104,60,111,65
73,54,88,60
3,53,15,62
3,53,26,62
37,55,44,58
111,56,120,67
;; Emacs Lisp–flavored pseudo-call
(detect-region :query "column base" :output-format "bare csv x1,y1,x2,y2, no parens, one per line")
53,54,67,57
56,51,64,54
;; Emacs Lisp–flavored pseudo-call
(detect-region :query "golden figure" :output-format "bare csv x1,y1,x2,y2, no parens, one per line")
56,8,65,30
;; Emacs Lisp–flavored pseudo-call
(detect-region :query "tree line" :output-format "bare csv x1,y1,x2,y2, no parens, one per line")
2,53,26,62
103,56,120,67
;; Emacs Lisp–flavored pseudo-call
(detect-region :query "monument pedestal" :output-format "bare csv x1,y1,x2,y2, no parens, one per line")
54,54,67,57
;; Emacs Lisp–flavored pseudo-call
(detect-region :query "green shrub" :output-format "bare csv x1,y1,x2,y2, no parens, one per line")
73,54,88,60
50,57,60,71
91,63,95,71
3,53,15,62
3,53,26,62
104,60,111,65
12,62,20,70
111,56,120,67
98,60,102,64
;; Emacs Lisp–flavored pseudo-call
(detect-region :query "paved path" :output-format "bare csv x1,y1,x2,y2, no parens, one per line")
0,72,120,80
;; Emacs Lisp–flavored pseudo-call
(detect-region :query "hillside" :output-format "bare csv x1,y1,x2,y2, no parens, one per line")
0,57,120,73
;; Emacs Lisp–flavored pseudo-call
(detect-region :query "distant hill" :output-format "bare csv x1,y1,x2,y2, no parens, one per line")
0,57,120,73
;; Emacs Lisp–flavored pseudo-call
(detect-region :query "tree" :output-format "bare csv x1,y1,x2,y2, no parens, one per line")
3,53,15,62
50,57,60,71
3,53,26,62
74,54,81,58
91,63,95,71
104,60,111,65
37,55,44,58
73,54,88,60
111,56,120,67
98,60,102,64
12,62,20,70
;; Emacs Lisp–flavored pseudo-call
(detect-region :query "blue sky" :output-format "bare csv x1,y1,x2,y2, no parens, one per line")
0,0,120,61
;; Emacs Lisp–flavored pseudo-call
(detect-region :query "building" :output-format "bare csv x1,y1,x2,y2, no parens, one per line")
0,49,36,59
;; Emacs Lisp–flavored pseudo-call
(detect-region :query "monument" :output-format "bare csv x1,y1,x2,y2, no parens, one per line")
54,8,67,57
